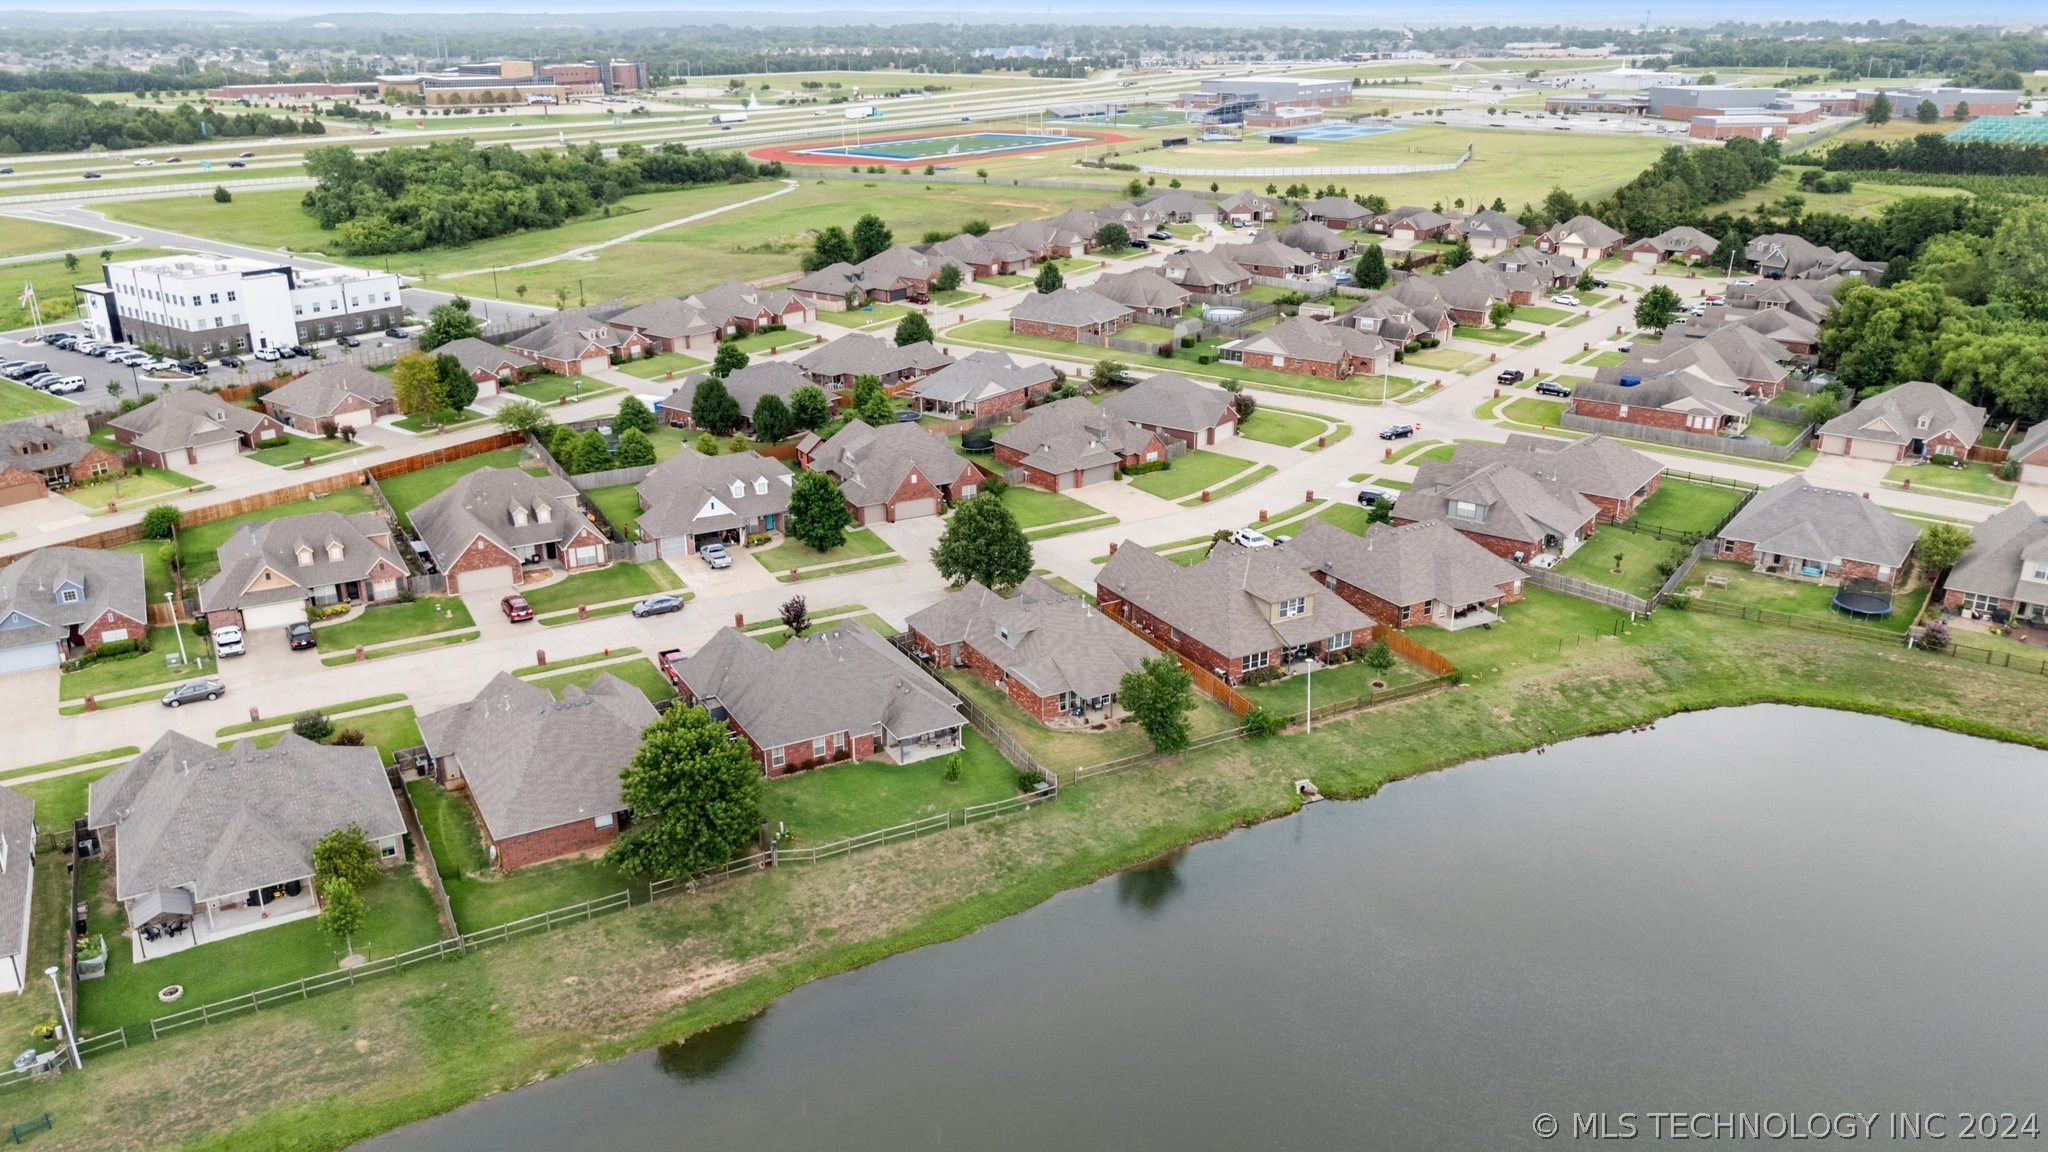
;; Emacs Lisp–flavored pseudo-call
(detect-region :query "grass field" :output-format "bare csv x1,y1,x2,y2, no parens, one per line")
994,483,1100,529
1501,398,1566,427
1234,409,1325,448
761,730,1017,846
1885,460,2016,501
0,215,122,260
1722,169,1970,218
753,528,896,574
1686,561,1932,634
1631,479,1748,533
518,562,683,614
1128,449,1255,501
1553,528,1690,598
316,598,476,652
379,447,525,527
0,378,74,421
0,247,187,330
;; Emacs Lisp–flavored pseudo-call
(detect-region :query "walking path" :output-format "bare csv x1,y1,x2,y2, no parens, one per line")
440,179,801,277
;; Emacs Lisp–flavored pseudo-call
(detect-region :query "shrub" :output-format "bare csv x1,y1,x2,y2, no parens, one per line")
331,729,365,746
1179,334,1197,348
139,504,183,539
1196,354,1212,365
1015,769,1047,791
1242,706,1285,739
1654,558,1680,580
1240,666,1285,686
1997,457,2021,482
292,711,335,741
1920,617,1951,653
1122,459,1171,476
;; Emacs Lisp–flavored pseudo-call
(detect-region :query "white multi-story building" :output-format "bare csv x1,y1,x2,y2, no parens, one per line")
78,254,405,358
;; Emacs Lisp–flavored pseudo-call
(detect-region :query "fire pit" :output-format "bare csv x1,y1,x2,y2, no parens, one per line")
157,985,184,1004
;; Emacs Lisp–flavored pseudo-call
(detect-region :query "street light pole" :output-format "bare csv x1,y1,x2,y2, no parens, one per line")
45,967,80,1070
167,592,188,667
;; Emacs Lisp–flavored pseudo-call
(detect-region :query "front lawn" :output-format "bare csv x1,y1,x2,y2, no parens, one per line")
231,707,424,766
389,409,486,435
518,562,682,614
1314,502,1379,536
1402,347,1483,372
529,656,677,703
583,482,644,536
504,375,616,405
175,486,379,585
315,598,476,652
994,484,1100,529
1512,304,1576,325
752,529,896,573
1451,325,1530,346
719,327,811,357
760,730,1018,846
1235,409,1326,448
817,302,910,330
1686,560,1931,634
1128,449,1255,501
613,352,708,381
64,467,202,511
378,447,525,528
1631,478,1748,534
1501,398,1566,426
1552,529,1692,598
59,625,207,701
939,668,1238,773
406,780,641,931
246,434,370,468
1884,460,2017,501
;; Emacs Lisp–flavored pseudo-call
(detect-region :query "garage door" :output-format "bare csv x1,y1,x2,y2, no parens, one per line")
891,498,939,520
190,439,239,463
454,565,516,593
0,642,60,675
2025,464,2048,487
1848,439,1895,461
657,535,689,559
335,409,374,429
579,356,609,376
243,600,308,632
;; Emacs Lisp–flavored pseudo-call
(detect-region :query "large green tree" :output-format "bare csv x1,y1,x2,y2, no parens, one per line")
804,225,856,271
312,825,378,893
851,213,893,262
1819,280,1970,391
712,339,749,378
432,354,479,414
788,385,831,431
848,375,894,426
1119,654,1195,755
615,428,656,468
1353,243,1388,290
607,704,764,879
750,393,793,443
1916,523,1973,572
691,376,744,435
493,397,552,436
1095,222,1130,253
894,311,934,347
1988,201,2048,321
1033,261,1065,294
930,492,1032,590
1633,284,1682,331
390,350,445,415
1864,93,1892,124
787,469,853,552
934,263,963,293
614,394,656,434
418,296,482,351
1442,237,1473,269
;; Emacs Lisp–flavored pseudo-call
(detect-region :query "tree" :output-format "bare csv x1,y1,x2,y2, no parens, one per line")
804,225,856,272
1952,100,1971,122
849,375,894,426
1864,94,1892,124
567,429,613,473
212,185,232,203
317,876,367,949
429,354,475,414
961,219,989,236
750,393,792,443
1033,261,1064,294
1091,359,1129,389
614,394,656,435
787,470,853,552
62,252,79,273
1362,638,1396,675
1126,178,1145,199
894,311,934,347
1488,301,1514,329
391,350,445,415
691,376,744,435
712,339,748,379
139,504,182,540
1541,186,1581,227
779,594,809,635
1095,222,1131,253
851,213,893,262
1442,237,1473,269
1575,269,1597,292
606,704,764,879
1916,99,1940,124
788,385,831,431
615,427,656,467
1917,523,1973,572
493,397,552,435
418,296,483,351
931,492,1032,590
312,824,379,893
1119,654,1194,755
1634,284,1682,331
1354,243,1388,289
934,263,963,293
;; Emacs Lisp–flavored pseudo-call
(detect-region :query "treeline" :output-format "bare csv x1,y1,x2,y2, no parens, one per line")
1677,34,2038,88
0,64,280,95
1825,135,2048,179
0,90,323,154
1588,139,1782,240
298,139,775,255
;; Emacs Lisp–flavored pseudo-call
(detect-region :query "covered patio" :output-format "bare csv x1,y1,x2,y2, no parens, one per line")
127,881,318,963
881,721,966,765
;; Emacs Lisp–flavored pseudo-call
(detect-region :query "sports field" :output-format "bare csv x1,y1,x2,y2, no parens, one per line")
1280,122,1406,142
798,132,1087,161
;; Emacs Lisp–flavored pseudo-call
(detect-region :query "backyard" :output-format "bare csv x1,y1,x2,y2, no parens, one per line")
231,707,425,767
1128,449,1256,501
1552,528,1691,598
760,730,1018,846
939,668,1238,773
1239,649,1436,716
378,447,528,527
405,779,644,931
1684,561,1932,634
1630,478,1749,533
315,598,477,652
583,483,644,536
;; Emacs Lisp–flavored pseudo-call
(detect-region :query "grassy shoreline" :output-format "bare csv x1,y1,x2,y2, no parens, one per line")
18,598,2048,1151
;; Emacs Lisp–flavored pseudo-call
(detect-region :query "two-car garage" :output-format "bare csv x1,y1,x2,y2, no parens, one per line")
0,642,60,675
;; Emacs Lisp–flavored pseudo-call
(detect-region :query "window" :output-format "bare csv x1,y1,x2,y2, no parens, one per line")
1962,591,1999,613
311,303,322,314
234,337,247,351
594,813,615,829
381,840,398,858
59,589,80,604
209,293,219,304
89,461,110,478
214,317,223,328
1056,691,1076,713
1328,630,1353,651
1241,651,1270,674
227,291,237,302
1276,596,1305,619
770,745,785,769
355,317,365,331
294,305,304,316
1449,499,1483,522
1168,626,1179,642
812,736,827,757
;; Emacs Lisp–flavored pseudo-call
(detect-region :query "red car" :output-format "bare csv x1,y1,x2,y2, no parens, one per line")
501,594,533,622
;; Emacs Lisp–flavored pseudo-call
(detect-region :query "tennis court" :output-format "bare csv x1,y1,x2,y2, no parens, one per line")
1050,107,1190,129
794,132,1083,161
1944,116,2048,145
1283,122,1407,141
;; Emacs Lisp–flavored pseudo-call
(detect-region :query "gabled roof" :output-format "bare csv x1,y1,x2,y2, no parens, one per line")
1301,194,1369,221
1217,190,1280,215
262,363,395,418
792,261,863,298
1394,458,1598,546
1718,477,1917,567
410,466,596,566
1226,237,1320,270
662,361,811,422
198,510,406,613
856,245,941,289
0,420,103,472
1096,539,1374,661
505,305,632,361
1389,263,1508,313
1381,205,1450,232
0,545,145,653
1230,315,1390,367
87,731,404,903
1142,189,1211,217
907,577,1156,703
1102,374,1235,434
1272,221,1352,255
801,419,972,508
1947,502,2048,600
635,449,792,540
1543,214,1624,249
108,390,274,455
1010,288,1132,329
418,671,655,840
1160,248,1254,290
924,231,1032,268
430,337,534,377
795,334,952,380
1638,225,1719,256
1456,209,1526,240
1745,233,1886,280
0,787,31,962
682,281,806,322
1091,270,1192,313
1467,434,1665,502
1572,373,1755,418
1819,380,1985,449
607,295,725,341
1288,517,1524,610
1598,324,1789,393
671,622,962,749
992,395,1160,475
907,350,1057,406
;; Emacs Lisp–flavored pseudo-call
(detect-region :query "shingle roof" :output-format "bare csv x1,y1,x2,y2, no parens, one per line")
0,420,104,473
1226,238,1320,271
1090,270,1192,313
1719,477,1917,568
1010,288,1132,329
0,787,33,963
992,395,1160,475
1394,458,1598,547
1544,215,1624,249
108,390,273,455
1229,315,1389,367
1819,380,1985,449
671,622,962,750
1160,249,1254,291
802,419,972,508
796,334,953,380
1572,373,1755,418
262,363,395,419
0,546,145,654
607,296,725,341
1288,517,1524,611
409,466,596,567
1381,205,1450,232
198,510,407,613
1745,233,1885,280
906,350,1057,407
1598,324,1789,393
1639,225,1719,257
87,731,404,903
1471,434,1665,503
662,361,811,422
1946,502,2048,601
1143,189,1210,218
430,337,534,377
506,305,632,362
907,577,1156,703
1096,539,1374,662
1101,374,1235,434
792,261,863,298
1302,195,1368,222
418,671,655,840
635,449,792,540
1272,221,1352,256
1457,209,1525,240
1217,191,1280,215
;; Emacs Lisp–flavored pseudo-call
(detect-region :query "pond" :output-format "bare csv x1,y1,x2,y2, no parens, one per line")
360,706,2048,1150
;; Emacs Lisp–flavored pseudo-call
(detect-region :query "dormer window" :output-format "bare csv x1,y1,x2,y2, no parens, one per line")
2032,565,2048,583
511,504,531,527
326,540,345,562
1448,499,1484,522
59,588,81,604
1276,596,1305,619
1916,413,1931,431
534,501,552,524
754,478,768,496
295,545,314,567
730,480,746,499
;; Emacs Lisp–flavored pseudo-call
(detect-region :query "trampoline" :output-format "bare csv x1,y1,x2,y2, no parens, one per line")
1831,578,1895,619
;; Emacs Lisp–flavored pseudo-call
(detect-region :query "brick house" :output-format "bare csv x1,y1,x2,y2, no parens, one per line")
1570,374,1757,438
992,396,1166,492
1299,195,1371,230
634,449,791,558
428,337,535,396
1102,374,1238,448
1536,215,1626,262
1095,539,1373,684
1384,264,1507,327
419,671,656,871
261,363,397,431
668,622,964,776
2008,424,2048,487
409,467,610,593
1160,249,1254,295
108,390,287,468
907,575,1159,724
1817,381,1985,463
1225,315,1391,379
904,350,1057,418
1216,191,1282,227
1371,206,1452,240
1744,234,1887,283
1224,238,1321,279
794,334,952,392
1714,477,1917,586
1455,209,1526,256
1091,270,1192,325
1333,295,1455,346
505,307,653,374
1625,226,1720,266
197,510,410,633
1008,289,1134,343
1287,518,1525,630
0,421,126,506
1449,434,1664,521
0,546,146,673
1270,221,1358,263
796,419,981,523
1599,324,1792,400
609,282,813,352
1943,502,2048,621
922,231,1031,279
1391,454,1600,563
657,361,811,431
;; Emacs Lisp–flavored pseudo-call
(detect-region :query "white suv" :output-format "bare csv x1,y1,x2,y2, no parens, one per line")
211,626,245,657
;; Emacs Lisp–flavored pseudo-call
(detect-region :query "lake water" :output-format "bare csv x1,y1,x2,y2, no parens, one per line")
361,706,2048,1150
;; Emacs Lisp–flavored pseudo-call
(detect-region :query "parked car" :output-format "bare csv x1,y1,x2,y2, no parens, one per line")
1731,278,1755,287
698,542,733,569
0,168,11,176
228,161,246,168
1534,379,1573,398
217,355,243,368
1148,230,1172,241
286,622,317,651
384,327,406,338
1231,528,1274,550
1550,293,1580,307
631,594,685,618
500,594,533,623
1592,278,1609,289
336,335,359,348
1496,369,1525,386
253,348,282,362
3,362,48,379
177,359,209,374
1128,238,1150,250
1702,293,1724,305
161,678,224,707
1378,423,1416,440
238,151,256,158
132,158,154,167
46,377,86,395
1356,485,1400,507
286,344,309,358
211,626,245,657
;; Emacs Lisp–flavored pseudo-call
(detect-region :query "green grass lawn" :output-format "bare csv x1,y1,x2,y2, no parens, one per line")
761,730,1018,846
1423,586,1635,671
1240,651,1431,716
817,303,910,330
1235,409,1325,448
752,529,895,573
719,328,811,357
939,668,1238,773
614,352,709,381
230,707,424,766
1451,325,1529,346
583,482,644,536
246,434,370,468
529,657,677,704
0,247,181,331
175,486,378,584
0,378,74,422
1401,347,1482,372
0,215,119,259
378,447,525,528
503,375,617,405
8,764,116,828
518,562,682,614
405,779,641,931
1512,304,1576,325
1743,415,1809,447
389,409,487,434
1128,449,1255,501
1553,529,1692,598
316,598,476,652
1687,561,1932,633
73,857,443,1035
1314,502,1379,536
994,484,1100,529
1501,398,1566,427
64,466,201,511
1884,460,2017,501
114,539,176,603
59,625,205,701
1184,464,1276,507
1631,478,1747,534
978,274,1030,289
1579,349,1628,368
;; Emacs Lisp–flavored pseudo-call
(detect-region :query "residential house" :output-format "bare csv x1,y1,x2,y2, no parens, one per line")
1271,221,1358,263
0,546,146,673
1717,307,1820,358
1489,248,1582,294
1392,454,1600,563
1095,539,1374,684
260,363,397,431
1372,205,1452,240
1450,434,1665,521
1217,190,1281,227
668,622,964,775
1536,215,1625,261
1384,264,1506,327
796,419,982,523
85,732,404,959
418,671,656,871
1745,233,1886,283
852,245,946,303
635,449,792,557
1942,503,2048,621
657,362,811,431
108,390,286,468
1009,289,1135,343
505,306,651,375
1160,249,1254,295
1224,315,1391,379
1714,477,1917,586
795,335,953,392
907,575,1159,723
1598,323,1792,399
992,396,1166,492
923,231,1032,279
1455,209,1527,256
1818,381,1986,463
409,467,610,593
1725,277,1845,325
619,281,815,346
1143,189,1213,223
197,511,409,632
0,787,32,994
1333,294,1454,346
1625,225,1720,265
904,350,1058,418
1225,238,1321,279
604,296,727,353
986,214,1094,262
0,420,126,506
1299,195,1371,230
2007,423,2048,487
1570,373,1756,438
1090,270,1192,324
790,262,868,311
1101,374,1238,448
1288,517,1525,630
429,337,534,396
1093,200,1166,238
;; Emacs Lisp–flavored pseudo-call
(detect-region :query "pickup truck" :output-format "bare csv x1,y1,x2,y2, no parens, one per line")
1496,369,1525,386
658,649,688,688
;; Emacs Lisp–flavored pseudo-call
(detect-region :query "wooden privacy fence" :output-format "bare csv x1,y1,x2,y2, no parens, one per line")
1371,624,1456,677
1097,608,1254,716
1560,412,1814,462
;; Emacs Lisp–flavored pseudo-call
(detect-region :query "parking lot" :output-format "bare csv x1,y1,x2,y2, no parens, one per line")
1,328,425,413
